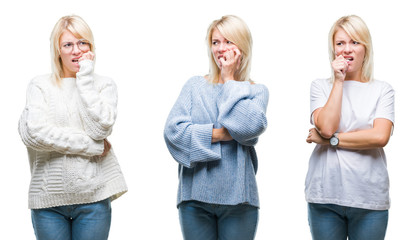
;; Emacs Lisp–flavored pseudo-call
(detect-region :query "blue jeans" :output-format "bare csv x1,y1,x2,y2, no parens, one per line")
178,201,259,240
308,203,388,240
31,198,112,240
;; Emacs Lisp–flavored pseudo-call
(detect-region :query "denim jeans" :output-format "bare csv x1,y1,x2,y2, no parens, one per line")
178,200,259,240
31,198,112,240
308,203,388,240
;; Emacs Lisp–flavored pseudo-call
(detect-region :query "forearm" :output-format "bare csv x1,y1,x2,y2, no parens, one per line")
212,128,233,143
19,117,104,156
217,81,268,143
315,81,343,138
76,60,117,140
337,119,393,150
337,130,389,150
19,81,104,156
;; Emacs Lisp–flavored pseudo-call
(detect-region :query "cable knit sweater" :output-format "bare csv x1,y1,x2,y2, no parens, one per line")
164,76,269,207
19,60,127,209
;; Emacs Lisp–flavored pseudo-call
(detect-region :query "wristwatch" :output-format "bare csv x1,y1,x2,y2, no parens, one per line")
329,133,339,147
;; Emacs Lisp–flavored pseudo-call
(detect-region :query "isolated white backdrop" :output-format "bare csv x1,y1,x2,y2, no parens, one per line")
1,0,412,239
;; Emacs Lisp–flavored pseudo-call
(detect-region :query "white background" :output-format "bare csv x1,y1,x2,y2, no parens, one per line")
1,0,412,239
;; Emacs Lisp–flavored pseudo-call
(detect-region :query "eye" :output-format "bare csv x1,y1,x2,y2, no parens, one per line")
353,41,360,45
212,41,218,45
336,42,343,46
62,42,73,48
226,40,233,44
79,41,89,46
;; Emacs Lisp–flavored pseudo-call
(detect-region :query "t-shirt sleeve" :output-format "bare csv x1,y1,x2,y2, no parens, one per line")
310,79,329,125
374,82,395,124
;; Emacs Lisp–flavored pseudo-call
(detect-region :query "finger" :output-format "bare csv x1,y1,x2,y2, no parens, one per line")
234,48,241,58
335,51,344,58
223,51,232,62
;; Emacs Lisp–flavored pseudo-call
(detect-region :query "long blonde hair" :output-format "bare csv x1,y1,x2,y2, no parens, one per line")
50,15,95,85
206,15,253,83
328,15,373,82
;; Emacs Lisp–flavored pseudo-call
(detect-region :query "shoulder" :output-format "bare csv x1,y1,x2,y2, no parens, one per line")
249,81,269,96
30,74,53,85
310,78,331,93
27,74,53,91
371,79,393,88
369,79,394,93
311,78,331,86
181,76,209,90
187,75,208,85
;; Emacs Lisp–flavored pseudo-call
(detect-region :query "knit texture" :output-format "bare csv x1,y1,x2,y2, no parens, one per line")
164,76,269,207
19,60,127,209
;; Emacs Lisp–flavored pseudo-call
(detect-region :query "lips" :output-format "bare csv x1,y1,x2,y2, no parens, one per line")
344,56,354,61
72,57,81,63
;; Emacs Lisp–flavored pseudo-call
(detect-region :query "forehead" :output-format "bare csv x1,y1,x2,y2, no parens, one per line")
212,28,225,40
59,30,79,43
334,28,352,41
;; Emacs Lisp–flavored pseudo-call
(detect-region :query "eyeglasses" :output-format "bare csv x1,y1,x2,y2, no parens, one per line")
60,39,90,53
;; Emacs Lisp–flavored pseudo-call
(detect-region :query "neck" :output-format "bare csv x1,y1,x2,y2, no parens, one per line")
345,71,364,82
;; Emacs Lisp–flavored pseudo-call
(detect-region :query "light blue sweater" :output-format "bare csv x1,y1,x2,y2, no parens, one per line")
164,76,269,207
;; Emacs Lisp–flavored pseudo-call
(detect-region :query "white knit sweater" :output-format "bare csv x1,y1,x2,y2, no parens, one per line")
19,60,127,209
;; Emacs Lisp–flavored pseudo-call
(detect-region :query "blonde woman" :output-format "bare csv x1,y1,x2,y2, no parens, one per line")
18,15,127,240
305,15,394,240
164,15,269,240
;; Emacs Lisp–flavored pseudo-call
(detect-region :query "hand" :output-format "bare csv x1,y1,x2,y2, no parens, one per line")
79,51,95,62
306,128,329,145
331,54,348,82
219,48,242,83
100,139,111,157
212,127,233,143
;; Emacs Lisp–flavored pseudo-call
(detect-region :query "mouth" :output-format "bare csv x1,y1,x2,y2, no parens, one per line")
344,56,354,62
72,58,80,63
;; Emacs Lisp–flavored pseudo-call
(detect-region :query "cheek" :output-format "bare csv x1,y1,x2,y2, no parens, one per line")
60,54,70,65
231,45,240,52
334,46,343,54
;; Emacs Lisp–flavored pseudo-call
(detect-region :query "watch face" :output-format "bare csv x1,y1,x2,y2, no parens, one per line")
330,137,339,146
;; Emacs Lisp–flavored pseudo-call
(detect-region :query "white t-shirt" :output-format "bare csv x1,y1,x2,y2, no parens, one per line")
305,79,395,210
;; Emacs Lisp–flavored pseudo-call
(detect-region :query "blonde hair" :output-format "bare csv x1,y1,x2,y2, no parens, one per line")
50,15,95,84
328,15,373,82
206,15,253,83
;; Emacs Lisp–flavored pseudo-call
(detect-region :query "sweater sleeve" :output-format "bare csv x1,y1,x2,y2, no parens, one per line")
75,60,117,140
164,78,221,168
217,80,269,146
18,78,104,156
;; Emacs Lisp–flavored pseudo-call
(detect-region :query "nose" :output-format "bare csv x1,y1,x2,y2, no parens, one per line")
218,43,227,53
72,44,82,54
343,43,353,53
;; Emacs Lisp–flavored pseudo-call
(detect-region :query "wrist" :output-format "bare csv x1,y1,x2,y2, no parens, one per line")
333,77,344,84
329,133,340,147
212,128,222,143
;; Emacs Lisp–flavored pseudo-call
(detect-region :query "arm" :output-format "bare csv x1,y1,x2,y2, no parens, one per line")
312,81,343,138
337,119,393,149
76,60,117,140
164,78,221,168
307,118,393,149
313,55,350,138
18,79,104,156
217,80,269,146
307,82,395,149
211,127,233,143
